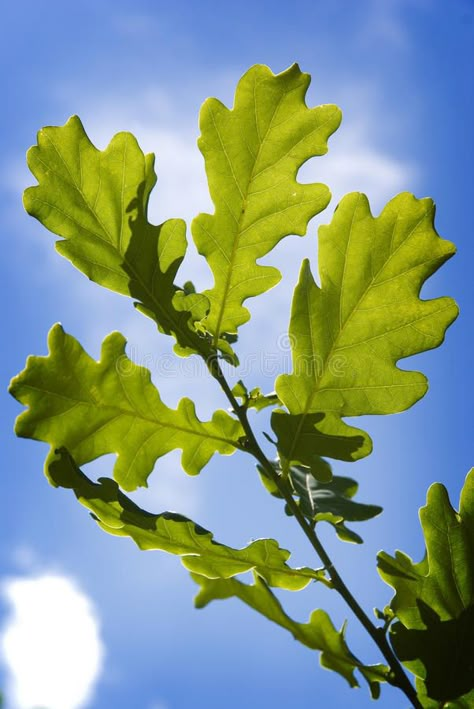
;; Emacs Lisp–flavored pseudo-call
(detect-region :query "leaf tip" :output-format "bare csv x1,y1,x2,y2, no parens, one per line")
65,114,84,128
22,184,36,214
422,480,450,511
298,257,314,284
101,330,128,358
47,322,66,349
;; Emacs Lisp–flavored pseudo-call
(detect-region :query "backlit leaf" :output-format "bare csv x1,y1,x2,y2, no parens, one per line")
192,571,388,694
192,63,341,343
9,325,242,490
378,469,474,704
415,680,474,708
231,380,280,412
47,448,322,591
274,192,458,469
24,115,212,357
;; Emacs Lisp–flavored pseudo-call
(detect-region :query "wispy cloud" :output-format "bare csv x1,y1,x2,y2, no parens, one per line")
357,0,410,49
353,0,435,52
1,574,104,709
111,12,162,39
301,115,417,212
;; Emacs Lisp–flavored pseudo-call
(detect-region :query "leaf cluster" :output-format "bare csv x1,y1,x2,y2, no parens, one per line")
10,63,469,706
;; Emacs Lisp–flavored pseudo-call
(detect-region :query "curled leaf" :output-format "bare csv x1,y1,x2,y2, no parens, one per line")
48,448,322,591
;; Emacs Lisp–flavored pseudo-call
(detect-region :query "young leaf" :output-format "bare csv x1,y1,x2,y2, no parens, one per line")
378,469,474,705
246,389,280,412
48,448,322,591
192,63,341,343
23,116,212,357
274,192,458,469
286,465,382,544
258,461,381,543
231,380,280,412
271,410,372,475
9,325,242,490
192,571,388,695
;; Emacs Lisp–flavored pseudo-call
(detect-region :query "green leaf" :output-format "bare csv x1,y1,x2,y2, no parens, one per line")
9,325,243,490
274,192,458,468
246,389,280,412
192,571,388,694
271,410,372,476
415,679,474,708
231,380,280,412
23,115,212,357
257,461,381,543
192,63,341,343
286,465,382,543
378,469,474,704
48,448,322,591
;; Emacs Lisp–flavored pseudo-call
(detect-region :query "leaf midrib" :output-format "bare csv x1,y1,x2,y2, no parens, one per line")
20,383,240,448
210,104,337,341
210,81,285,344
428,502,469,614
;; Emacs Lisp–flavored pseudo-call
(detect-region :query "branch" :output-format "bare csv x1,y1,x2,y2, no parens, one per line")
207,355,423,709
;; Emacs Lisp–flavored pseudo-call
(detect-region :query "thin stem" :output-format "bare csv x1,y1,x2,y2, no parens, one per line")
208,356,423,709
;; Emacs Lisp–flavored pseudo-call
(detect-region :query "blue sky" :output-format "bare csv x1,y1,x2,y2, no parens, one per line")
1,1,473,707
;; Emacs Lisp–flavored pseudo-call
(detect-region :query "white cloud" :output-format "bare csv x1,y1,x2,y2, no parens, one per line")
1,574,104,709
354,0,434,51
130,450,202,517
84,449,203,518
300,121,417,213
